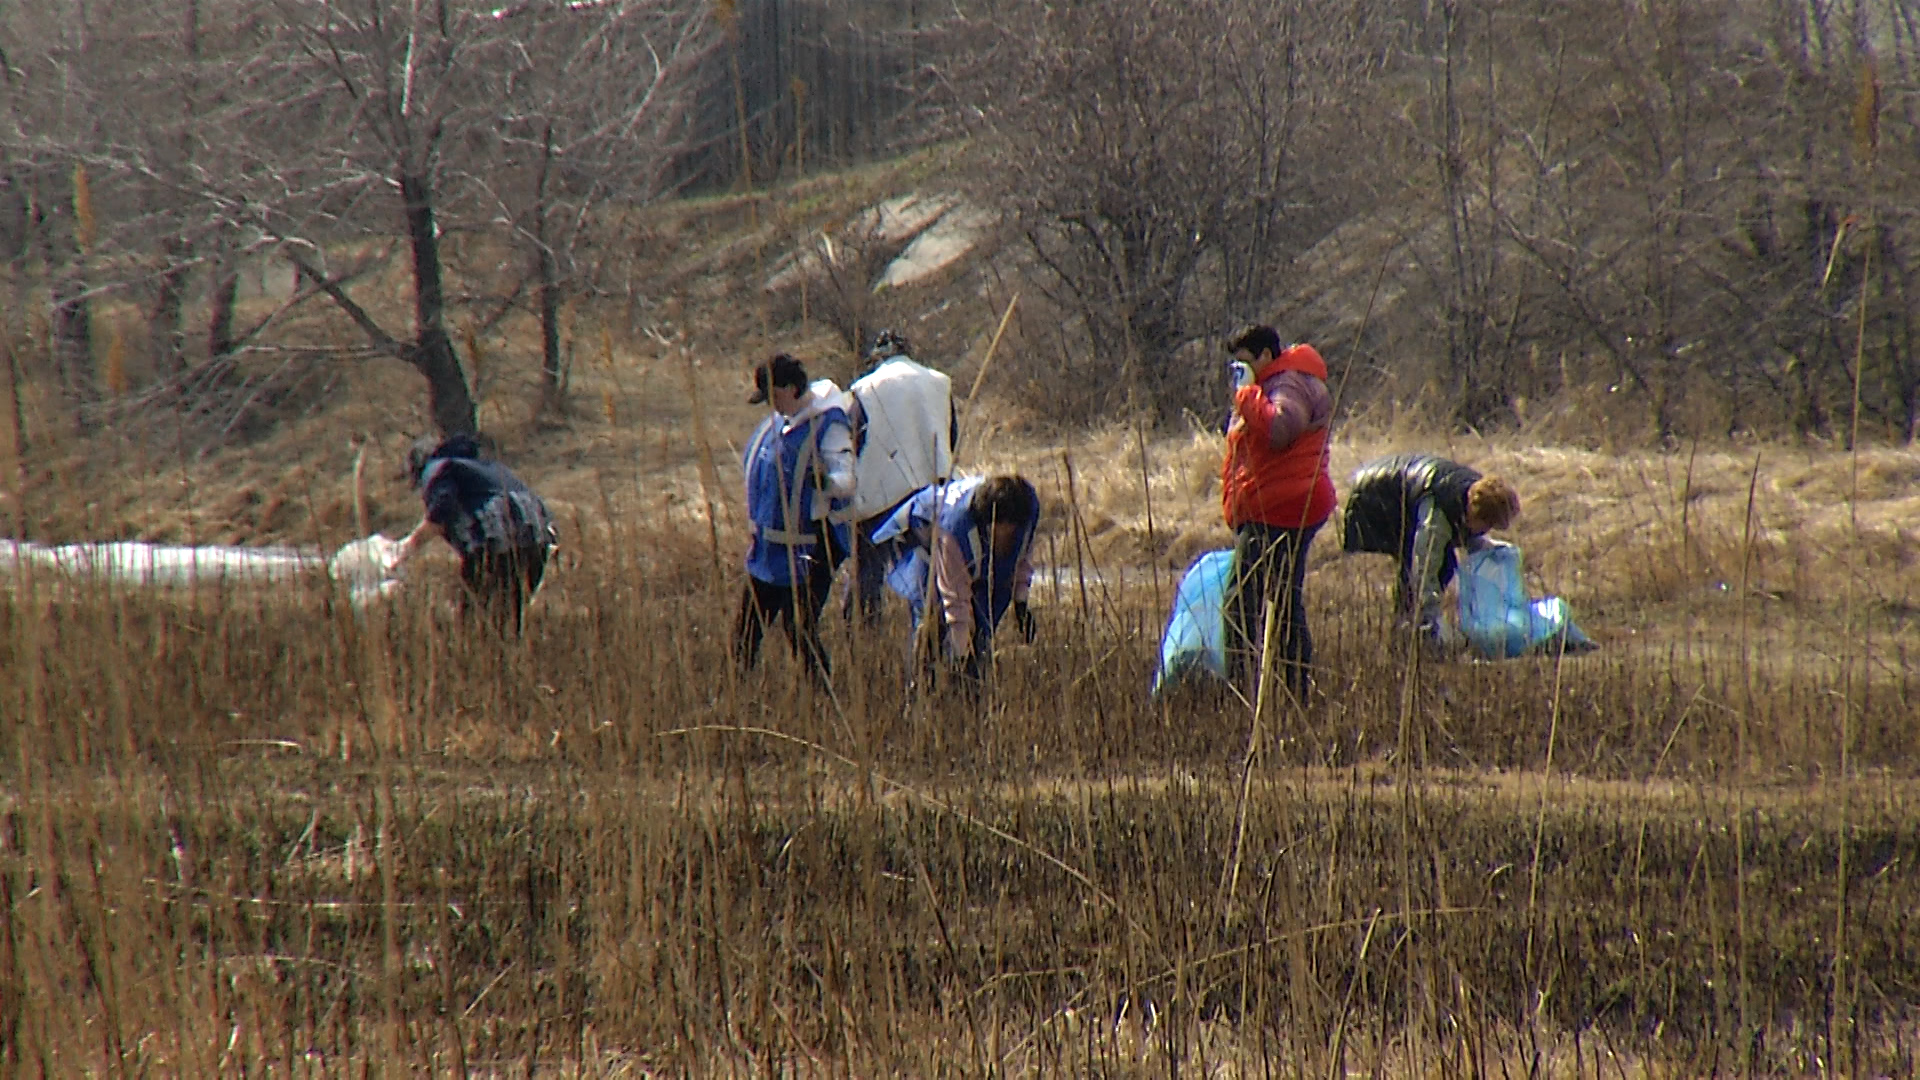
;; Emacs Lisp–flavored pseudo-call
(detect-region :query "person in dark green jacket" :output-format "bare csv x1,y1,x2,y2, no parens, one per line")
1342,453,1519,648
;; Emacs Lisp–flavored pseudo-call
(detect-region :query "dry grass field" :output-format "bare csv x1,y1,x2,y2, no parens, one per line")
5,380,1920,1075
5,159,1920,1076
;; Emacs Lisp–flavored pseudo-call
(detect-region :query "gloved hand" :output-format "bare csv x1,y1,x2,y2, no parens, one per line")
1012,600,1037,644
1415,604,1444,640
1227,361,1255,390
1416,607,1459,658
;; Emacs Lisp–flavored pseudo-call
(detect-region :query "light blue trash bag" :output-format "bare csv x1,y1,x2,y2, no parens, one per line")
1152,549,1236,695
1456,540,1595,659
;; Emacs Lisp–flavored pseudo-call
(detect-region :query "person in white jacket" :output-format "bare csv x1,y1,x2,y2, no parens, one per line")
843,329,959,627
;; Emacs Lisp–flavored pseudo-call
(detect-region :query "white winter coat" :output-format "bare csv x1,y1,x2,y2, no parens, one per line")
847,357,954,520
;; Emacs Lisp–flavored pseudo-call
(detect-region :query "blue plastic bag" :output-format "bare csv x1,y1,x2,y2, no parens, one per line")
1456,541,1594,659
1152,549,1236,695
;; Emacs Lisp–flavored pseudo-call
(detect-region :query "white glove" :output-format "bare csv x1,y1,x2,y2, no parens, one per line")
1228,361,1255,390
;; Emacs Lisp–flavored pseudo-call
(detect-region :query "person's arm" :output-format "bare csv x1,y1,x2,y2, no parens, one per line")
816,419,856,500
395,516,443,566
1409,496,1455,629
1010,542,1038,642
1234,371,1327,450
1012,545,1034,603
931,527,975,656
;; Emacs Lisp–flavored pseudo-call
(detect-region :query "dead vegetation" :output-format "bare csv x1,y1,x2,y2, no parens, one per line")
2,6,1918,1066
3,387,1919,1071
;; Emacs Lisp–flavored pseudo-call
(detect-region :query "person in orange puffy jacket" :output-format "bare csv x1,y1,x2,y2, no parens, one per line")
1218,324,1336,703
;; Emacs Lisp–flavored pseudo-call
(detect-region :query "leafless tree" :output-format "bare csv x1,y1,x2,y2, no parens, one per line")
0,3,106,431
1396,0,1918,440
960,0,1400,420
473,0,717,415
116,0,713,438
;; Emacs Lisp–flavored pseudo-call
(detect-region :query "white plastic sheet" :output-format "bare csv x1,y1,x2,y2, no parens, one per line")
0,540,321,586
0,534,407,606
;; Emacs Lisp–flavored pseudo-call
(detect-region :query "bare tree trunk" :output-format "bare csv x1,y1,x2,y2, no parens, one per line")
1434,0,1503,427
537,244,561,410
207,262,239,360
48,271,94,433
3,335,26,540
36,174,95,432
1879,223,1920,443
0,171,26,267
149,238,189,375
147,0,200,378
534,122,563,414
399,170,477,436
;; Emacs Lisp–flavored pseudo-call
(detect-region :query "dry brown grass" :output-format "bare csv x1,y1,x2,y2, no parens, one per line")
6,157,1920,1072
5,380,1920,1073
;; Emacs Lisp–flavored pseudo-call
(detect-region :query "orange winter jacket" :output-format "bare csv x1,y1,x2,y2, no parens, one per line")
1220,345,1336,530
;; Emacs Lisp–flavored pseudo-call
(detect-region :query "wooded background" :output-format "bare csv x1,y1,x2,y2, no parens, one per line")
1,0,1916,443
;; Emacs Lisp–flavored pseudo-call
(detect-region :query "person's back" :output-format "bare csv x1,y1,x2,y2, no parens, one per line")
1341,453,1480,556
421,457,556,556
844,330,958,627
1340,452,1517,647
399,435,557,637
848,354,954,522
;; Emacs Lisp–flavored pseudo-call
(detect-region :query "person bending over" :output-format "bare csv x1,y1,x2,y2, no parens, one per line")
1341,452,1520,651
397,434,558,637
872,474,1040,688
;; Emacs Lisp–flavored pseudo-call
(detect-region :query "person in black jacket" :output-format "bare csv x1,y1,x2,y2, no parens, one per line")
395,435,559,637
1341,453,1519,647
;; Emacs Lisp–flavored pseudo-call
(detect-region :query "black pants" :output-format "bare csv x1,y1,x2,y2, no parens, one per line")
735,548,836,687
845,501,909,628
459,545,550,637
1225,522,1319,702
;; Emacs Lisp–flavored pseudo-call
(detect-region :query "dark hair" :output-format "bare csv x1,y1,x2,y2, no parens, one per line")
868,329,911,362
406,433,485,488
1227,324,1283,359
971,474,1039,529
749,353,810,403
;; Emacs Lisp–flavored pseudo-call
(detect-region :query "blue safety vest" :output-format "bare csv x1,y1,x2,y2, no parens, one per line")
873,477,1035,633
741,405,852,585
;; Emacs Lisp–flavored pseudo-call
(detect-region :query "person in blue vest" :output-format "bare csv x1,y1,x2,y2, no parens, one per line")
395,433,559,637
871,474,1040,686
735,353,856,686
